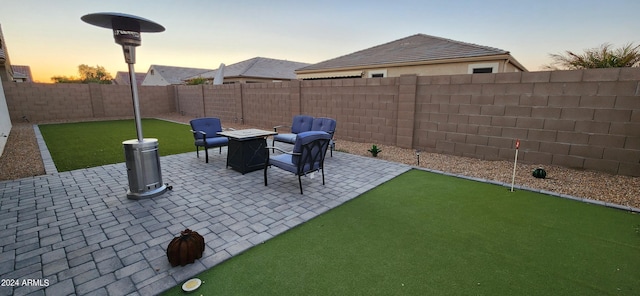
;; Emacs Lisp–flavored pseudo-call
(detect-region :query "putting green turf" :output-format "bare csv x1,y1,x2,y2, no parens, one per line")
39,119,194,172
163,169,640,295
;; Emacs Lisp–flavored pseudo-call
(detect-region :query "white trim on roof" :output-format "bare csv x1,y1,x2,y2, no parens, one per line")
297,70,363,80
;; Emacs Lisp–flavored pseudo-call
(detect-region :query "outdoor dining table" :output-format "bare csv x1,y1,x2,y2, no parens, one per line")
217,128,277,174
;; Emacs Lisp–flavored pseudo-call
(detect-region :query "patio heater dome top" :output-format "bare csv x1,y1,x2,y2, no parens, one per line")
81,12,165,32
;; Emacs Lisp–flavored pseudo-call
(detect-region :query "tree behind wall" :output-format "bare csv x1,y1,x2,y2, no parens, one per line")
51,64,113,84
545,43,640,70
185,77,207,85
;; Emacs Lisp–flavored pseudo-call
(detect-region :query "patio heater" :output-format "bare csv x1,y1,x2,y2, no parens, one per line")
81,12,168,199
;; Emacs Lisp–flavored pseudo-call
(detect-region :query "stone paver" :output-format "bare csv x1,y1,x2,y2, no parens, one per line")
0,132,411,295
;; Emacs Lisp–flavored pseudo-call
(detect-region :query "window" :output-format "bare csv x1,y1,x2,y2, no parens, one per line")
468,62,499,74
472,67,493,74
150,69,155,75
368,69,387,78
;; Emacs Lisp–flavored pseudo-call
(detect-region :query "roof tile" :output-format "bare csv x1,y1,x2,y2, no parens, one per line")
298,33,510,71
195,57,310,80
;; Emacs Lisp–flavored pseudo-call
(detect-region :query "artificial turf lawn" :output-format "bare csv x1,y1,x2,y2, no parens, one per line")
163,169,640,295
39,119,194,172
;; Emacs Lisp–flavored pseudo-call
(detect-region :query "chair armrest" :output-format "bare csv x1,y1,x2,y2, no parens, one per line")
191,130,207,139
265,146,300,155
273,125,290,132
222,127,236,131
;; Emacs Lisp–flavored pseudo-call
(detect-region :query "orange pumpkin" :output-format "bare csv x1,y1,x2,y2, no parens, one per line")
167,229,205,267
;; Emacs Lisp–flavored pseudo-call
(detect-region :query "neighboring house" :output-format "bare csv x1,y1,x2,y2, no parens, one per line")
11,65,33,82
187,57,310,84
113,71,146,85
1,25,32,83
0,23,16,82
0,24,11,156
296,33,527,80
141,65,211,86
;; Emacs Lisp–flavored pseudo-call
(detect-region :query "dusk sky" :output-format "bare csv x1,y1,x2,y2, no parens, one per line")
1,0,639,83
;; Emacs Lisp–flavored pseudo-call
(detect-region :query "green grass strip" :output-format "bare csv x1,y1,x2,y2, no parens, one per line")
39,119,194,172
163,169,640,295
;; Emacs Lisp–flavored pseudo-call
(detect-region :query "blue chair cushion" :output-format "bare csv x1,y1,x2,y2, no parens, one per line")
269,154,297,174
293,131,331,153
190,117,223,139
269,154,318,174
311,117,336,135
273,133,297,144
290,115,314,134
195,136,228,147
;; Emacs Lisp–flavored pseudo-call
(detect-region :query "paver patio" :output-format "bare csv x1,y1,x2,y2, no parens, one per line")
0,136,410,295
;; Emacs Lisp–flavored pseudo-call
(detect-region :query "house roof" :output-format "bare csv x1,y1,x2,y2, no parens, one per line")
11,65,33,82
297,33,523,72
113,71,146,85
148,65,212,84
191,57,310,80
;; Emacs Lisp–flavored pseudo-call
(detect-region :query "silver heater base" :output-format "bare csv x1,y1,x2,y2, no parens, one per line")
123,138,167,200
127,184,168,200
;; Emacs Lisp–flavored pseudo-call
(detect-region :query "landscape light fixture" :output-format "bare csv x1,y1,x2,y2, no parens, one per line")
81,12,169,199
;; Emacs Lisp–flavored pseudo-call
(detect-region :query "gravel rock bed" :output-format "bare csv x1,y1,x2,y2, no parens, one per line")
1,113,638,210
0,123,45,180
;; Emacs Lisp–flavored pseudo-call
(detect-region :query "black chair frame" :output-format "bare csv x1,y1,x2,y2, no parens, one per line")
191,130,224,163
264,137,330,194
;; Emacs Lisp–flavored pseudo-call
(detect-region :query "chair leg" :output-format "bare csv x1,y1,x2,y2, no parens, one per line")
321,167,325,185
264,166,268,186
298,175,303,194
205,148,209,163
196,146,200,158
219,146,222,154
330,141,334,157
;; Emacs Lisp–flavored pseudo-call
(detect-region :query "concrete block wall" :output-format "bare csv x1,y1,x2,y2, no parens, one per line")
138,85,174,117
99,84,134,117
412,68,640,176
300,77,399,144
4,83,93,122
203,84,242,125
174,85,204,118
241,82,294,129
199,69,638,176
3,67,639,176
4,83,174,122
88,84,105,117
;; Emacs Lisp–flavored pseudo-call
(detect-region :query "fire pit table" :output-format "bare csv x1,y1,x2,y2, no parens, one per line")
218,129,277,174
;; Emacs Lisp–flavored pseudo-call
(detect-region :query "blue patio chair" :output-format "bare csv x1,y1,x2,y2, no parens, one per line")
272,115,314,147
189,117,229,163
264,131,331,194
311,117,337,157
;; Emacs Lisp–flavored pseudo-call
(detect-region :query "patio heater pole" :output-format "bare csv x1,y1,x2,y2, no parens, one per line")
82,12,169,199
126,57,143,142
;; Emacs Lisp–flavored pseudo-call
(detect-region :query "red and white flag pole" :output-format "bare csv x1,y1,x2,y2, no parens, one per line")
510,139,520,192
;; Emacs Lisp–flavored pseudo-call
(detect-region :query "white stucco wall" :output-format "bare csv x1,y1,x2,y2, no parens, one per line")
141,66,170,86
0,79,13,156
